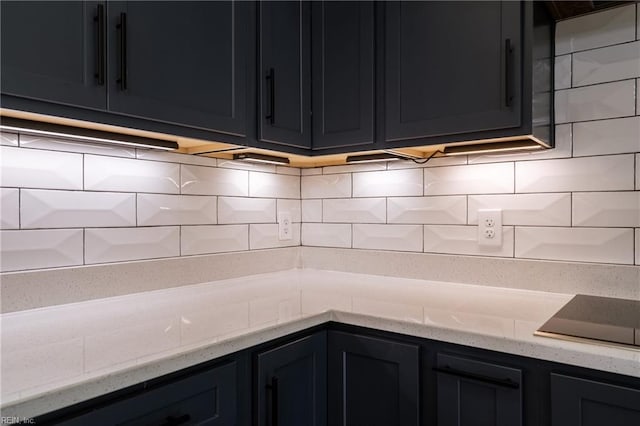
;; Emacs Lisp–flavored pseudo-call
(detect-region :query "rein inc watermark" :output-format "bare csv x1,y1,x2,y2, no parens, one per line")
1,417,36,425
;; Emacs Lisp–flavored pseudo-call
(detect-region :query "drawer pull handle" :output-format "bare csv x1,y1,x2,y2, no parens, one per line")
160,414,191,426
434,366,519,389
266,376,279,426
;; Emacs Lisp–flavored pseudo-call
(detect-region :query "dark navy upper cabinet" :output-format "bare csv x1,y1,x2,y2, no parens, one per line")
256,332,327,426
384,1,522,145
328,331,420,426
0,1,107,110
107,1,249,136
550,373,640,426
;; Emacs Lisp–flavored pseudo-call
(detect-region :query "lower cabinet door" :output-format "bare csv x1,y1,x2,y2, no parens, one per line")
58,361,238,425
435,353,522,426
328,330,420,426
256,331,327,426
551,373,640,426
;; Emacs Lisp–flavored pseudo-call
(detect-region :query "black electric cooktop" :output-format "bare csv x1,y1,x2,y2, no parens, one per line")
535,294,640,349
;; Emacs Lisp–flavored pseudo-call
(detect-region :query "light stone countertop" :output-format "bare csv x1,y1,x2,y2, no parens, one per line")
1,269,639,418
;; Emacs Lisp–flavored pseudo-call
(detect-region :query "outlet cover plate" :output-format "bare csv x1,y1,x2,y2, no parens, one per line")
478,209,502,248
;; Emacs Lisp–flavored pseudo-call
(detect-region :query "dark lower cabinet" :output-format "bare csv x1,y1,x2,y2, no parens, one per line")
435,353,522,426
550,373,640,426
328,330,420,426
256,331,327,426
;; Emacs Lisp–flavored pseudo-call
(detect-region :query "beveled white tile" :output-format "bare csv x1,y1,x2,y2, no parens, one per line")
572,192,640,227
515,227,634,264
0,132,18,146
573,116,640,156
387,196,466,224
468,194,571,226
21,189,135,229
301,174,351,199
217,159,275,173
277,199,301,223
84,155,180,193
468,124,573,164
556,4,636,55
301,168,322,176
323,198,386,223
136,150,217,167
21,134,136,158
555,80,636,123
0,146,82,190
218,197,276,224
555,54,572,90
424,225,514,257
353,224,422,252
249,223,300,249
323,162,386,174
425,163,514,195
302,200,322,222
181,225,248,255
249,172,300,199
636,229,640,265
137,194,217,226
516,155,635,192
276,166,301,176
387,155,467,169
85,226,179,264
0,188,19,229
301,223,351,248
0,229,83,272
573,41,640,87
352,169,423,197
181,164,248,196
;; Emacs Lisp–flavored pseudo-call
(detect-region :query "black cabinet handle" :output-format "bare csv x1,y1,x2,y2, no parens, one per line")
159,414,191,426
434,366,519,389
504,38,513,107
266,376,279,426
265,68,275,124
93,4,105,85
116,12,127,91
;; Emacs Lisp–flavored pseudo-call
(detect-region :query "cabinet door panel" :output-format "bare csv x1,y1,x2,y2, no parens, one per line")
1,1,106,109
385,1,521,143
107,1,248,135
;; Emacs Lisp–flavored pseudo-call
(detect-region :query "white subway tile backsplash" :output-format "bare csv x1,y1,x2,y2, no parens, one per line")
352,169,423,197
516,155,635,193
555,55,572,90
21,135,136,158
573,116,640,156
572,41,640,87
0,132,18,146
572,192,640,227
137,194,217,226
353,224,422,252
468,193,571,226
276,166,301,176
301,174,351,199
0,188,19,229
0,146,82,190
323,163,386,174
249,223,300,249
301,200,322,222
387,196,466,224
277,199,301,223
249,172,300,199
636,154,640,190
181,225,248,255
85,155,179,194
636,229,639,265
301,223,351,248
136,150,218,167
217,159,276,173
555,80,636,123
423,225,514,258
85,226,179,264
515,227,634,264
218,197,276,224
181,164,248,196
21,190,135,229
323,198,386,223
555,4,636,55
425,163,514,195
0,229,83,272
301,168,322,176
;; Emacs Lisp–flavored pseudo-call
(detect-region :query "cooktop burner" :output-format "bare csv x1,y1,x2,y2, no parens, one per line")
535,294,640,350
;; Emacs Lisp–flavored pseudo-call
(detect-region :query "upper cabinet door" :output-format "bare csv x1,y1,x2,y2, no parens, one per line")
259,1,312,150
311,1,375,151
107,1,248,136
384,1,522,144
0,1,107,110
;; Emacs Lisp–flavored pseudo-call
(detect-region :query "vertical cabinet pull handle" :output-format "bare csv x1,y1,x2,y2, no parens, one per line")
266,376,279,426
265,68,275,124
93,4,105,85
504,38,513,107
116,12,127,91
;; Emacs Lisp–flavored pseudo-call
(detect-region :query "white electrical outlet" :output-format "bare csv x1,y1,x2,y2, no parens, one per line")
278,211,292,241
477,209,502,247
